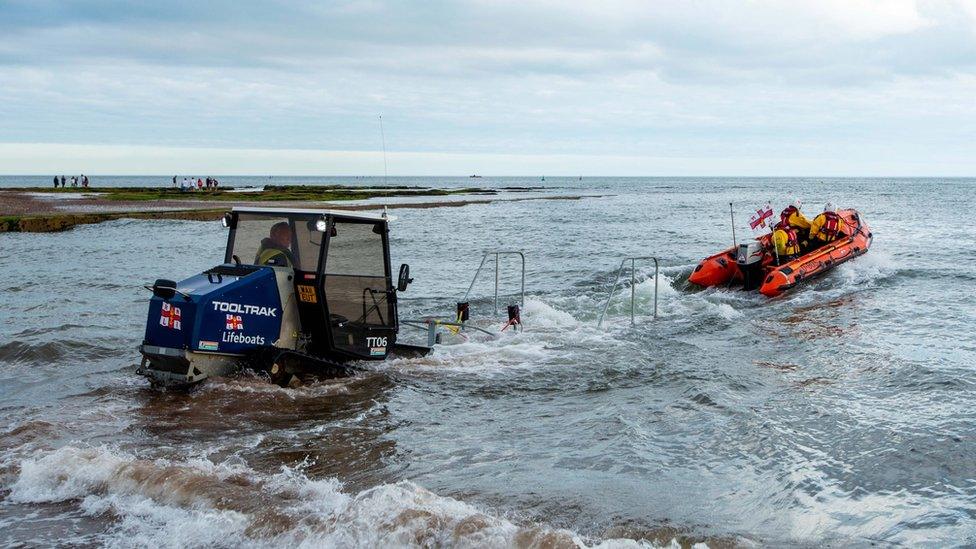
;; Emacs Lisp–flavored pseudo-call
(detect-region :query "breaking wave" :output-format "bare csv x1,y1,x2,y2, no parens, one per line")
5,445,699,548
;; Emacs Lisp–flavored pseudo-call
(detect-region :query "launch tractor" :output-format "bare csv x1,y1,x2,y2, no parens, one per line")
138,207,427,387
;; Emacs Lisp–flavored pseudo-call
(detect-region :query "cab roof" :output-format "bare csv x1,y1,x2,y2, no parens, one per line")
231,206,396,222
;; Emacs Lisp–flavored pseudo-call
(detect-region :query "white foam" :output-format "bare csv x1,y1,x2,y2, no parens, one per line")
523,297,581,329
597,270,745,328
382,337,553,376
8,446,129,503
833,248,896,287
382,297,620,376
80,493,250,549
5,445,694,548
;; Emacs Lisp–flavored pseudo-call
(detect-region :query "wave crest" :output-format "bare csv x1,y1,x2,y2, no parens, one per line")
5,445,692,548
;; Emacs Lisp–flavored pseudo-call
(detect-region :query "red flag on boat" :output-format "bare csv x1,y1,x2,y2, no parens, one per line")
749,203,774,232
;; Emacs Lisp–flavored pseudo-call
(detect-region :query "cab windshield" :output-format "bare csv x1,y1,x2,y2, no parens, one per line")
226,212,322,271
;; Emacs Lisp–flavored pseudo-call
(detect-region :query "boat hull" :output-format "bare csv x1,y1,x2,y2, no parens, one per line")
689,209,872,297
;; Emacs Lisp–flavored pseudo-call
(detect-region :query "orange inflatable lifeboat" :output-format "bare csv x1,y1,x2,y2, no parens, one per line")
689,209,872,297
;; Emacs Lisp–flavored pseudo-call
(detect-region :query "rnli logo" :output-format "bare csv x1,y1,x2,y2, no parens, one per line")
225,314,244,330
159,302,182,330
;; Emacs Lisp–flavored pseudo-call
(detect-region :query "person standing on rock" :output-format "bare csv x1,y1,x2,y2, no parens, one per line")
173,175,177,187
53,176,59,188
60,175,66,187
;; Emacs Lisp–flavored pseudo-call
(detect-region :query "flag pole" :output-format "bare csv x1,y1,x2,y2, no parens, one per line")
729,202,737,249
379,115,388,185
768,200,781,266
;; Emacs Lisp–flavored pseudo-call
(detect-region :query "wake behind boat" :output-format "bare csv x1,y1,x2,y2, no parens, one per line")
689,205,873,297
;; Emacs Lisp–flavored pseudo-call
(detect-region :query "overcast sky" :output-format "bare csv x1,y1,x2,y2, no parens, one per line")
1,0,974,175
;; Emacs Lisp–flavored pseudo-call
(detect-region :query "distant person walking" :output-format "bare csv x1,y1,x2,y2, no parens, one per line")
53,176,59,188
60,175,66,187
173,175,178,187
71,176,77,187
82,175,89,188
197,178,203,190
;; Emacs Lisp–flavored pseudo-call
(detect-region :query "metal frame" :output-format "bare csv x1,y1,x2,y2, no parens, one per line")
597,256,660,327
230,206,393,222
401,320,498,347
462,251,525,314
400,250,526,347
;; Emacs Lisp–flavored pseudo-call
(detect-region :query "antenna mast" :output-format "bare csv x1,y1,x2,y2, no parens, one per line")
379,115,388,185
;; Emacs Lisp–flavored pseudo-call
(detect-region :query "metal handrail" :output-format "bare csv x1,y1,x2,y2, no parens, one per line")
462,251,525,314
597,256,659,327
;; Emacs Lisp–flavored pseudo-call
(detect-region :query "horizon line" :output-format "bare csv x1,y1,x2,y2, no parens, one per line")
1,174,974,179
1,143,974,178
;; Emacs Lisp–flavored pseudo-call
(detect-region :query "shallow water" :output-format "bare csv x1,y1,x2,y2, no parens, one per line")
1,177,974,547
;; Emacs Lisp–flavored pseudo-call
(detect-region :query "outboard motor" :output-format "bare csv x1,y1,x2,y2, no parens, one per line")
736,241,765,291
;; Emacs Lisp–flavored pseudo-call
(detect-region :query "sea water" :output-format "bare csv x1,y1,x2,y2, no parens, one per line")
0,177,974,546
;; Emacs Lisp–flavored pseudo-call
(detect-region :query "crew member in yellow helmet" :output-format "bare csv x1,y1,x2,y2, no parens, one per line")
780,199,811,231
772,220,801,264
255,221,296,267
808,202,846,248
780,199,812,252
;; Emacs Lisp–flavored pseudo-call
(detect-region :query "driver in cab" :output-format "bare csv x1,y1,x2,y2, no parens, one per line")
255,221,296,267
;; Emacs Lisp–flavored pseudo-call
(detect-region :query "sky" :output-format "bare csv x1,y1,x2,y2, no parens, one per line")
1,0,975,176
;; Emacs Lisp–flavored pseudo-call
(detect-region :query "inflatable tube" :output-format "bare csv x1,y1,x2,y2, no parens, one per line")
759,209,872,296
688,247,740,287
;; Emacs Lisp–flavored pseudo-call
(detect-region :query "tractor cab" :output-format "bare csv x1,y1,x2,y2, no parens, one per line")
223,207,408,361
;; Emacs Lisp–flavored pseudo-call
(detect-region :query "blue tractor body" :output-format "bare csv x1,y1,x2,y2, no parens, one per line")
143,267,283,356
139,207,426,387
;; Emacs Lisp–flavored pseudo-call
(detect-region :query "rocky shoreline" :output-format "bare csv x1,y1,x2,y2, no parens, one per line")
0,185,589,232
